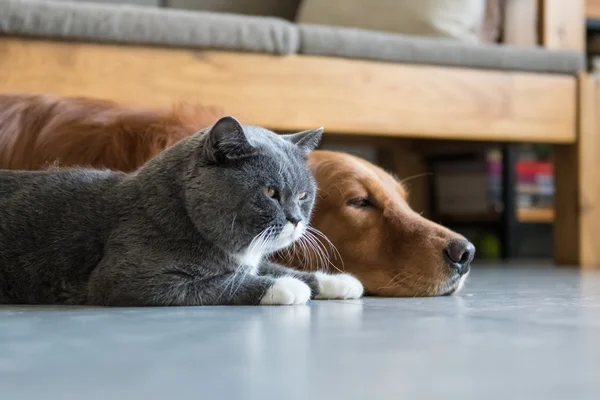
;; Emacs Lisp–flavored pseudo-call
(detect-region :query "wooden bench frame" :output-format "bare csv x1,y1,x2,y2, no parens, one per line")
0,0,597,267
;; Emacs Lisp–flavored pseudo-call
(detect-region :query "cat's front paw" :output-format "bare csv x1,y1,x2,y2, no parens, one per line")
314,272,364,300
260,277,311,305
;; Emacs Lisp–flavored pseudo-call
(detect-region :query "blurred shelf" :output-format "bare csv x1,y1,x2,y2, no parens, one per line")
517,207,554,223
437,212,500,226
438,207,554,225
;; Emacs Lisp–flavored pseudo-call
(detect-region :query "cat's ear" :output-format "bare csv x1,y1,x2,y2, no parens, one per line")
204,116,255,163
283,127,323,155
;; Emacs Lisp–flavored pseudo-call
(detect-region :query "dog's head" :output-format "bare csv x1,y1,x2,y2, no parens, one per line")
299,150,474,297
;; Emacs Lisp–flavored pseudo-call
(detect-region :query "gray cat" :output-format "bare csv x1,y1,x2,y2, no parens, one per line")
0,117,363,306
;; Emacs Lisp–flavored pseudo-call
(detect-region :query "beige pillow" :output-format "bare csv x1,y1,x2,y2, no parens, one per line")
296,0,485,42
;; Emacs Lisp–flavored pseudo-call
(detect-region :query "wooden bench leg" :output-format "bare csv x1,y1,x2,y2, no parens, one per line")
554,74,600,267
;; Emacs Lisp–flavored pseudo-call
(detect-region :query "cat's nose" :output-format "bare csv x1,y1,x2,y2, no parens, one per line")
287,216,301,226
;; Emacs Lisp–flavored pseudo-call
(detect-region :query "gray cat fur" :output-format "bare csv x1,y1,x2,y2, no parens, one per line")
0,117,323,306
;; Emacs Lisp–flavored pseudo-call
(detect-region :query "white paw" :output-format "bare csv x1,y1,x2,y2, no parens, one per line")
260,277,311,305
314,272,364,300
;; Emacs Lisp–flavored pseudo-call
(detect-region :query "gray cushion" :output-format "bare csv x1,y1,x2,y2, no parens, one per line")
0,0,299,54
0,0,585,74
299,24,584,74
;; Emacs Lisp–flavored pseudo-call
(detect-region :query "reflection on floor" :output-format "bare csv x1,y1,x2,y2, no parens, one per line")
1,264,599,400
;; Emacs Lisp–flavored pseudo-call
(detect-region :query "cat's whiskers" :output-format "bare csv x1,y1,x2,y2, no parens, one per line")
306,232,335,271
228,228,270,295
310,233,335,273
218,264,243,299
300,236,316,271
228,226,276,299
230,213,237,233
295,235,311,271
303,230,341,273
278,240,299,268
280,246,293,264
288,230,325,273
218,227,268,298
307,226,344,267
297,233,321,271
286,231,318,272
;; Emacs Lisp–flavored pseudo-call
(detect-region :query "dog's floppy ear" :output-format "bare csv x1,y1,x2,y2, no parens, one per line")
282,127,323,155
204,116,255,163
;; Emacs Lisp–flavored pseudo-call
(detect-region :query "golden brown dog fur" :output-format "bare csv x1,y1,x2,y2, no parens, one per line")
0,94,223,171
303,151,466,296
0,93,468,296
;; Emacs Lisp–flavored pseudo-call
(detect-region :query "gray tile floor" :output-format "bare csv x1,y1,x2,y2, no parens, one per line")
1,264,599,400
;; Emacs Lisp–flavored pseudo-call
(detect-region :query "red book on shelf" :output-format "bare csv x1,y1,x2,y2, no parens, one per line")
516,161,553,178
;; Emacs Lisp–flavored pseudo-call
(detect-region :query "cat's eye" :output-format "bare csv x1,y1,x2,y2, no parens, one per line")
347,197,374,209
298,192,308,201
263,186,279,199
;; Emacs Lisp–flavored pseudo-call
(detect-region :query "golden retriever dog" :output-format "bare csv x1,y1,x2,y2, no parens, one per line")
302,151,473,296
0,93,474,296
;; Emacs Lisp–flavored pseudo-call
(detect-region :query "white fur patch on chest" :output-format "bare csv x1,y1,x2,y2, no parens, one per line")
233,249,264,274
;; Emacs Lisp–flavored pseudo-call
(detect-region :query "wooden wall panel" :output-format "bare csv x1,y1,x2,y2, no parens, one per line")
586,0,600,19
503,0,539,46
540,0,585,51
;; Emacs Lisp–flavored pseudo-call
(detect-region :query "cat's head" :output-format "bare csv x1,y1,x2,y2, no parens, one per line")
184,116,322,262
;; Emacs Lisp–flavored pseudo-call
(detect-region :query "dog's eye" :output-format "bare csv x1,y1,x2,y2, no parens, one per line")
347,197,373,208
298,192,308,201
263,187,279,199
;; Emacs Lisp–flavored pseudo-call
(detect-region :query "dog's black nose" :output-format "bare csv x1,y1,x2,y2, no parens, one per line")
444,239,475,275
